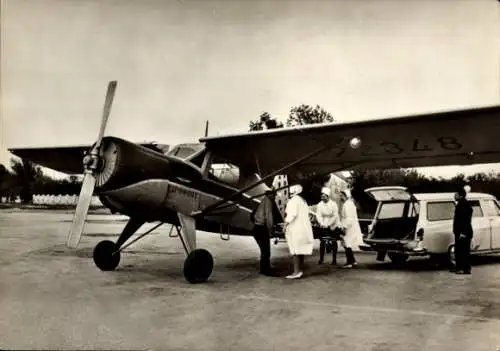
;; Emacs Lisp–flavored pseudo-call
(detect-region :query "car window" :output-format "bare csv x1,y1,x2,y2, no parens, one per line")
427,200,484,221
481,200,500,217
366,188,411,201
470,200,484,217
493,200,500,216
377,202,406,219
427,201,455,221
409,202,420,217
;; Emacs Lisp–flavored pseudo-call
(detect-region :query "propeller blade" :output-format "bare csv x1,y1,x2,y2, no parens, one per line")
66,173,96,248
95,80,117,149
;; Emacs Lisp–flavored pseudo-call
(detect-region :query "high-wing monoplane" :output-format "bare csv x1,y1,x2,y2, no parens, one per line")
9,81,500,283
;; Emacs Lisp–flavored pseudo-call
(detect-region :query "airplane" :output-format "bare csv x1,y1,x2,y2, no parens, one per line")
8,80,500,284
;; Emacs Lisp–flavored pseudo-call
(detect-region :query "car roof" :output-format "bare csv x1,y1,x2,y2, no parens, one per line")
412,192,495,201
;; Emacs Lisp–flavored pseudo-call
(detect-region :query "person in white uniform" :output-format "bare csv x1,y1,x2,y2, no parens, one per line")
339,189,362,268
283,184,314,279
315,187,341,265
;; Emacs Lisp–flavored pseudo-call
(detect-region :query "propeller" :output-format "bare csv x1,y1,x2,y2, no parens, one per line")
66,81,117,248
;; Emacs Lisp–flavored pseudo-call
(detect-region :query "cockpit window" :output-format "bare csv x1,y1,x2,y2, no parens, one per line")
209,164,240,186
168,144,204,160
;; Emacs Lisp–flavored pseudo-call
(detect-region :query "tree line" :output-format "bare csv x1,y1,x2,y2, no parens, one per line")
0,159,81,203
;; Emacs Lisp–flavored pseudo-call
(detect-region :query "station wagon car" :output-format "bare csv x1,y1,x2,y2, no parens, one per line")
359,186,500,267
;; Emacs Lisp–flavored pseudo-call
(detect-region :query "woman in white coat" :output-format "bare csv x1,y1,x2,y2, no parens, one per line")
339,189,363,268
315,187,341,265
284,184,314,279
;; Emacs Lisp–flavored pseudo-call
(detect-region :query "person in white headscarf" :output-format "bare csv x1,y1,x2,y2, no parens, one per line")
339,188,362,268
283,184,314,279
315,187,341,265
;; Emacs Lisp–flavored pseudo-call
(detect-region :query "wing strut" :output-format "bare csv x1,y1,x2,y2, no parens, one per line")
194,142,356,217
207,161,364,214
193,145,329,217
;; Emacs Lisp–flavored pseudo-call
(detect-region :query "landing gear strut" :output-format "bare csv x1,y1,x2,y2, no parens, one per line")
176,213,214,284
91,214,214,284
92,217,144,271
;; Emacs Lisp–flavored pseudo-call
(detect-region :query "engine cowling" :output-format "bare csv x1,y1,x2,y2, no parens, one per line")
94,136,173,192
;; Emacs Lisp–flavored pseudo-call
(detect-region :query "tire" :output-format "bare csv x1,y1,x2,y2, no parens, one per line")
387,252,409,265
183,249,214,284
93,240,121,271
429,254,447,268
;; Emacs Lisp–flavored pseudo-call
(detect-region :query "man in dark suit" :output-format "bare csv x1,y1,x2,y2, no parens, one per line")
452,188,473,274
251,189,280,276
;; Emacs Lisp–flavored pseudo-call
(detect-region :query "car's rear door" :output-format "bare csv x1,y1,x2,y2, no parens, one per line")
469,200,490,251
479,199,500,250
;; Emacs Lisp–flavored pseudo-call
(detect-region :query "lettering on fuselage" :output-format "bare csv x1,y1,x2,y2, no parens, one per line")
334,136,463,158
168,184,199,199
167,183,202,212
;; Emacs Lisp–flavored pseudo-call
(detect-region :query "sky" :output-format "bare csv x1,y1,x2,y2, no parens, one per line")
1,0,499,179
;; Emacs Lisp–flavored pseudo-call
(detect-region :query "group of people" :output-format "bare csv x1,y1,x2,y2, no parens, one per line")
252,183,475,279
252,184,363,279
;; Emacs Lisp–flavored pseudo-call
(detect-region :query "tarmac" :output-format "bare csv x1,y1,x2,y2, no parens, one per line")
1,209,500,350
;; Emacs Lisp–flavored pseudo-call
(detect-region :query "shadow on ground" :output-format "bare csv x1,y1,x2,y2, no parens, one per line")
366,254,500,271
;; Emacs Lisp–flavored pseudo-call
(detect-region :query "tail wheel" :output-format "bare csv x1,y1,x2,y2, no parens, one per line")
93,240,121,271
184,249,214,284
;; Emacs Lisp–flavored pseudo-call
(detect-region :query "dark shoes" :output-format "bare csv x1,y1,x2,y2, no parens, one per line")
260,268,279,277
451,267,471,274
318,259,337,265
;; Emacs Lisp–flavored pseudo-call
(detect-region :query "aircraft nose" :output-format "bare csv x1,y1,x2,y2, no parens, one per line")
90,137,173,192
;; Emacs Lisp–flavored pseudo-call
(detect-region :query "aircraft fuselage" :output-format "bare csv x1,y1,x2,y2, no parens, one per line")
94,137,259,236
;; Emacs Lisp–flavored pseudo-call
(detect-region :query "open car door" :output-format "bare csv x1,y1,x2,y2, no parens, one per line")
363,186,420,245
364,186,415,202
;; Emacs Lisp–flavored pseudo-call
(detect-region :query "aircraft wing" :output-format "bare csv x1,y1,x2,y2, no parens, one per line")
8,142,168,174
201,105,500,182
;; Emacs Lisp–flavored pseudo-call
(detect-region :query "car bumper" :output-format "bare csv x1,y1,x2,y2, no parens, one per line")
361,240,428,256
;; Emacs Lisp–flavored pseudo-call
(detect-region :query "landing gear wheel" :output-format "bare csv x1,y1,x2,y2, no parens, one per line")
183,249,214,284
93,240,121,271
387,253,409,266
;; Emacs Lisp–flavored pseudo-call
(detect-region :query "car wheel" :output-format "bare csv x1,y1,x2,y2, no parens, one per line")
387,253,409,265
429,254,447,268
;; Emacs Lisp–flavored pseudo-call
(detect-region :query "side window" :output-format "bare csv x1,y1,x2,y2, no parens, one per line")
470,200,483,218
493,201,500,216
209,164,240,186
172,146,197,159
377,202,406,219
408,202,420,218
480,200,500,217
427,201,455,221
